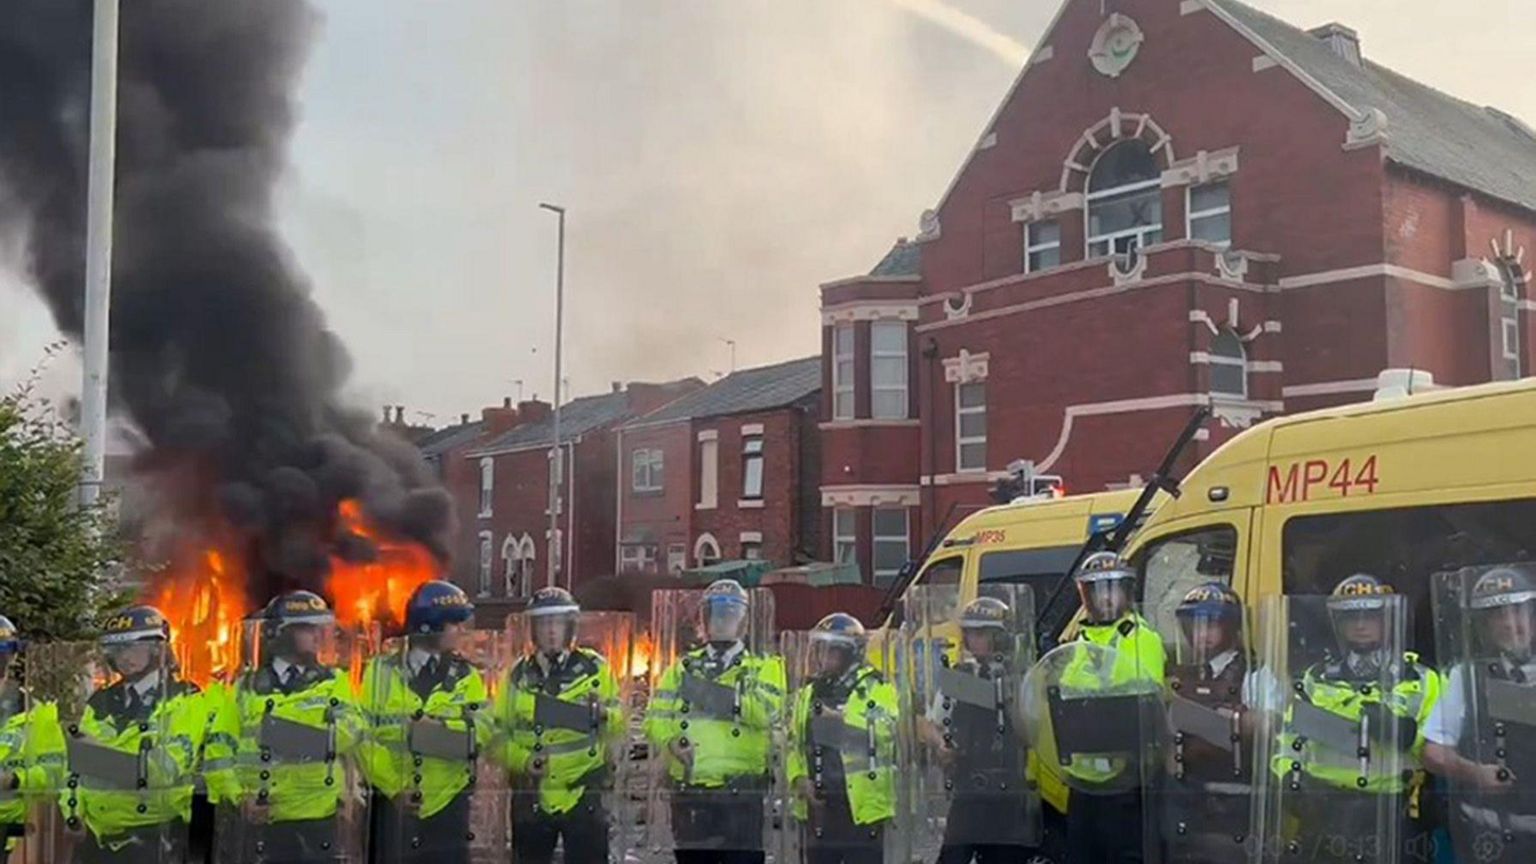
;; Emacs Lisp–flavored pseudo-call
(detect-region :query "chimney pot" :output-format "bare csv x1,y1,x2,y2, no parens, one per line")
382,406,391,423
395,406,406,424
1307,22,1360,66
503,397,512,408
461,413,470,425
612,381,623,394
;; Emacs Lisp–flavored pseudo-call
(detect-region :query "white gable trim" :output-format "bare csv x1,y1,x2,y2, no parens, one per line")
1200,1,1360,123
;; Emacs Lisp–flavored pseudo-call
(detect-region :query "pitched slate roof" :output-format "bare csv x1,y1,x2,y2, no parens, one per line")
466,391,637,457
869,240,922,277
623,356,821,429
1212,0,1536,213
417,420,486,458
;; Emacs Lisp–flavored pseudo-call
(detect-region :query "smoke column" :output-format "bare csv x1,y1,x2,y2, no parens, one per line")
0,0,453,599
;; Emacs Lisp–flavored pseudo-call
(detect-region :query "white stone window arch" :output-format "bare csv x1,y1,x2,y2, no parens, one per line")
502,534,535,599
1209,328,1248,399
1086,140,1164,258
694,533,723,567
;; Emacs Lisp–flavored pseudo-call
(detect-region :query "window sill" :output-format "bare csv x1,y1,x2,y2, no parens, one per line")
694,502,717,511
477,511,493,520
737,499,765,509
629,489,665,498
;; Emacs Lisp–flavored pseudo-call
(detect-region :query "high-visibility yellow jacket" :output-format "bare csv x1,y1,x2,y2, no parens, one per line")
52,677,209,846
495,648,621,816
203,662,363,823
787,664,898,826
1059,613,1166,786
1,696,64,844
1270,653,1440,794
643,648,784,788
358,652,490,819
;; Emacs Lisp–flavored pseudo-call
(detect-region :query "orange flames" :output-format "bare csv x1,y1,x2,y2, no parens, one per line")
147,498,441,688
630,632,654,681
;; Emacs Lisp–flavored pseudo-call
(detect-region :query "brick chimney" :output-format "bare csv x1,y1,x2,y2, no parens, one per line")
518,399,553,425
1308,23,1360,66
482,397,520,436
624,378,704,415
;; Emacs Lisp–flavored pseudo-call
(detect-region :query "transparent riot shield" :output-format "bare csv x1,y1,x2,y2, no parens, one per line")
1432,566,1536,864
898,584,1039,862
1147,593,1256,863
1252,593,1414,864
209,618,372,863
500,610,631,863
780,625,906,864
0,643,33,860
364,626,508,864
641,588,780,858
1020,620,1163,800
28,640,196,863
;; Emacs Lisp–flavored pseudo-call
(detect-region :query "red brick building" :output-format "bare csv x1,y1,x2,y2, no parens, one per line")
453,381,700,624
820,0,1536,583
615,357,822,574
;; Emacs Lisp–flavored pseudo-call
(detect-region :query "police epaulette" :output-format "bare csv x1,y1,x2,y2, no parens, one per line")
856,666,886,685
571,649,602,677
1117,618,1137,638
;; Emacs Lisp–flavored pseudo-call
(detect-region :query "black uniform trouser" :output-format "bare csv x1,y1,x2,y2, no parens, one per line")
1449,809,1536,864
1154,783,1250,864
217,815,339,864
669,781,767,864
510,789,608,864
1,822,21,864
370,790,472,864
1067,789,1145,864
935,791,1038,864
79,820,189,864
1285,787,1410,864
804,794,885,864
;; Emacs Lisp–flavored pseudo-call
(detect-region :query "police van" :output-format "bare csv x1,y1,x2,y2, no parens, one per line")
1122,373,1536,676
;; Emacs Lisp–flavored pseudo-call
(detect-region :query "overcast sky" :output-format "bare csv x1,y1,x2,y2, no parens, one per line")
2,0,1530,429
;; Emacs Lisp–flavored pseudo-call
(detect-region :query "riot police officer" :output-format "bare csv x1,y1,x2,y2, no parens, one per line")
56,605,209,863
1159,582,1255,863
787,613,897,864
1059,552,1165,864
644,579,784,864
1266,574,1440,864
921,596,1033,864
495,586,620,864
1425,565,1536,861
204,591,363,863
361,581,489,864
0,614,44,864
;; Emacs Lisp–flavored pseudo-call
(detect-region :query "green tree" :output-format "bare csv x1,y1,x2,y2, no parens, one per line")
0,363,123,641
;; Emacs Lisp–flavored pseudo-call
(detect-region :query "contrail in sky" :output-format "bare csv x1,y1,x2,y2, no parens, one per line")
887,0,1030,67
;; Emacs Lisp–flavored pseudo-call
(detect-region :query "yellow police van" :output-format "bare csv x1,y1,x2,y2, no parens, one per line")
1121,374,1536,663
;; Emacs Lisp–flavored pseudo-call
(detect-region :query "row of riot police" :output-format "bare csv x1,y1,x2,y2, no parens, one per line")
1013,553,1536,864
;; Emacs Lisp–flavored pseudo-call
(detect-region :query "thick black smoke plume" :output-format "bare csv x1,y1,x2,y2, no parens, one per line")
0,0,454,601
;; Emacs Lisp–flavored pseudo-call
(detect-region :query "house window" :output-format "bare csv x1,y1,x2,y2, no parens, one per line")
870,321,908,419
631,448,664,493
1499,262,1524,380
832,324,855,420
1187,182,1231,246
477,531,493,598
742,542,763,561
504,535,534,600
477,457,494,516
1210,328,1248,398
1087,141,1163,258
666,543,687,574
695,533,723,567
620,544,657,574
956,382,987,472
1026,221,1061,272
741,435,765,499
872,508,910,587
833,508,857,566
698,438,719,508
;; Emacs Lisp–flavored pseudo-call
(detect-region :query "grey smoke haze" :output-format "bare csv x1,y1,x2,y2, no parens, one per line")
2,1,1533,424
0,0,452,597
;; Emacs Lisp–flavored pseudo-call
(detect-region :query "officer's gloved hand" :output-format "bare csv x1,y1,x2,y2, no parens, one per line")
1473,762,1517,792
668,737,694,769
240,797,269,826
794,777,822,808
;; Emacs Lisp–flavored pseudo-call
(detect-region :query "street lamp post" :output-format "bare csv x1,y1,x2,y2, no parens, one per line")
538,203,565,589
79,0,120,508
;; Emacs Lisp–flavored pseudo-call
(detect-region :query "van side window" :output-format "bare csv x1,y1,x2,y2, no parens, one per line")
1138,526,1238,650
917,555,964,588
1281,498,1536,666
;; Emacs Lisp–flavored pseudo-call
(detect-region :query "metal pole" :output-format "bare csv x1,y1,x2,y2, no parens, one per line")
79,0,120,508
539,203,565,588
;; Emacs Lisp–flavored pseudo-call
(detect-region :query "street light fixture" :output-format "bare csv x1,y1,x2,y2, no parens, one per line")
538,202,565,589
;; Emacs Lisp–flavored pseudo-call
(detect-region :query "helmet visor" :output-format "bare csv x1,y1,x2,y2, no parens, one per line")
1176,610,1238,667
533,613,576,653
703,598,748,643
1475,600,1536,661
1078,579,1131,624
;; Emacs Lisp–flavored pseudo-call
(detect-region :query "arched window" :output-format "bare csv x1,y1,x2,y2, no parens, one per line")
694,533,723,567
1499,261,1524,380
503,535,535,599
1087,141,1163,258
1210,328,1248,398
